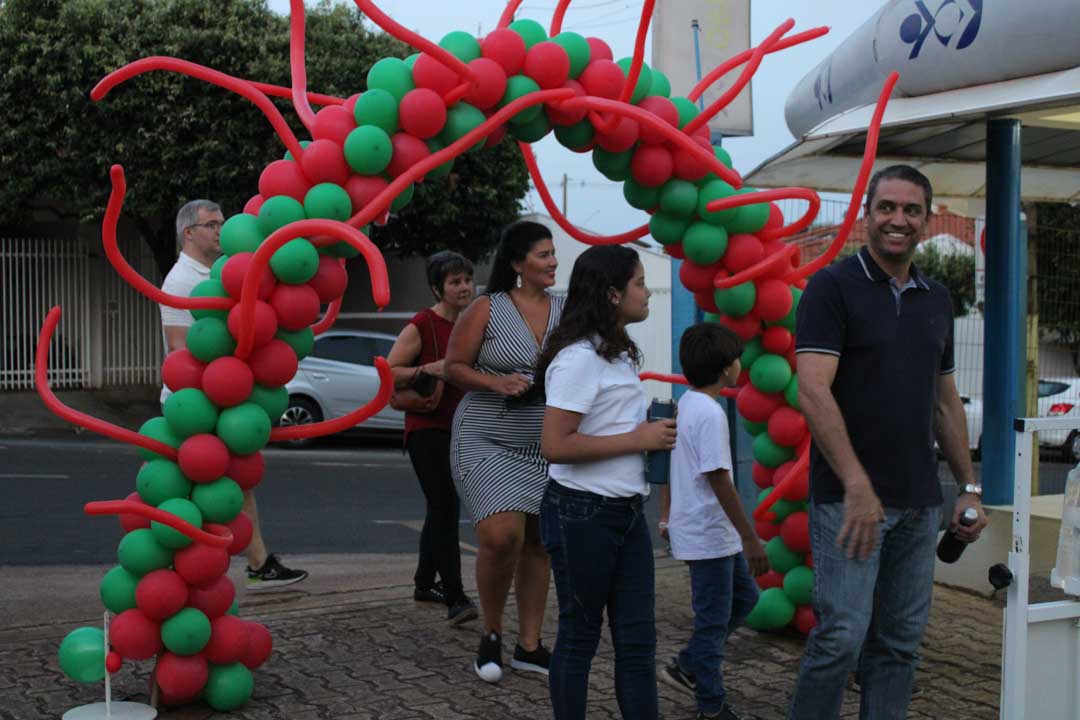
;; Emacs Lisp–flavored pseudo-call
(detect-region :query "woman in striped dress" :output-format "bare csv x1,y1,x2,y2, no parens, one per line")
446,220,564,684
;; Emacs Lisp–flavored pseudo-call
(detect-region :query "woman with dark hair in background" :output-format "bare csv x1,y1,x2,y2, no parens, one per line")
537,245,675,720
445,220,564,683
387,251,478,625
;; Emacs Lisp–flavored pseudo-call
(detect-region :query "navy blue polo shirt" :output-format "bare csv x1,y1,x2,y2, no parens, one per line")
795,246,955,508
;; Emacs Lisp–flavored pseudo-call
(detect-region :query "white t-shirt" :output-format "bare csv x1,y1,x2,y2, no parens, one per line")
545,339,649,498
668,389,742,560
160,252,211,403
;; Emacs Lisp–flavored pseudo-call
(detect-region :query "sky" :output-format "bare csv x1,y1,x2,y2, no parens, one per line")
266,0,880,236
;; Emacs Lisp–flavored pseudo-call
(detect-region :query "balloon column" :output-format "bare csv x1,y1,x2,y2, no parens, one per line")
39,0,897,708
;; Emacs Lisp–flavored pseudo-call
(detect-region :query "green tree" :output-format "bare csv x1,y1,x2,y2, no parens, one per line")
0,0,528,274
913,243,976,317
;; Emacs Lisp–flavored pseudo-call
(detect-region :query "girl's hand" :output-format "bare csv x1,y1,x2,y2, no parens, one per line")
635,418,676,452
490,373,532,397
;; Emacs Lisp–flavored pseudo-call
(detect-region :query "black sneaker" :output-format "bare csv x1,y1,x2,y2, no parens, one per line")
474,631,503,683
413,581,447,604
659,658,695,695
447,594,478,625
246,554,308,591
510,641,550,676
697,704,746,720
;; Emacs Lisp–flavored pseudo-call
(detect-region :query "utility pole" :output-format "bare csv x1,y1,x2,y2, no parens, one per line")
561,173,568,217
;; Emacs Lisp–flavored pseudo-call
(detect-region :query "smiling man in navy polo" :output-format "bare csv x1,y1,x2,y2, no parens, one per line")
787,165,988,720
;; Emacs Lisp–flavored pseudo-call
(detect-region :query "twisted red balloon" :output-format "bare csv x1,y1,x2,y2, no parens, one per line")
271,357,393,440
85,500,233,548
289,0,318,132
592,0,656,134
689,26,829,102
639,371,737,398
549,0,573,36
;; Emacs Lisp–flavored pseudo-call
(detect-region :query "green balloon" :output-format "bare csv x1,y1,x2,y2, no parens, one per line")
553,31,591,77
404,52,419,70
161,607,212,656
216,402,272,455
282,139,312,161
592,147,632,181
745,587,796,630
190,279,229,320
741,417,767,435
751,354,793,394
509,110,552,143
209,255,227,281
352,88,399,133
204,662,254,711
100,565,139,614
275,327,314,360
741,337,764,369
715,282,755,317
771,286,801,331
248,383,289,421
304,183,352,222
616,57,652,104
344,125,393,175
440,30,481,62
697,179,738,226
659,179,699,217
672,97,700,128
390,183,415,212
649,68,672,97
770,495,801,521
753,432,795,469
226,599,240,616
136,458,192,506
185,317,236,363
440,102,487,152
163,387,219,438
59,627,106,683
424,137,455,178
137,417,182,461
703,311,721,323
714,146,733,169
327,240,361,259
192,477,244,524
508,18,547,49
783,565,814,605
649,212,690,246
366,57,414,101
682,222,728,265
220,213,264,256
727,188,770,234
256,195,306,238
270,238,319,284
117,528,173,576
765,537,803,574
554,119,594,151
623,179,660,211
502,75,543,125
151,497,203,549
784,375,800,411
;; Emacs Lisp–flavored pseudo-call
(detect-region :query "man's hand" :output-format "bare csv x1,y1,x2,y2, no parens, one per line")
837,481,885,560
952,493,989,542
743,536,770,577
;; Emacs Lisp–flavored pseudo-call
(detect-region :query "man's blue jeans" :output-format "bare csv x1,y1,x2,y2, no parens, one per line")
788,501,941,720
540,481,658,720
676,554,759,715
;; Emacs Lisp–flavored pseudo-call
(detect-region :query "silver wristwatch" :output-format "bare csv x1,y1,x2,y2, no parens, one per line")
959,483,983,497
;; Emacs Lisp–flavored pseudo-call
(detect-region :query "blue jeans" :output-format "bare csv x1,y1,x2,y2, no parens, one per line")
788,501,942,720
676,554,759,714
540,481,658,720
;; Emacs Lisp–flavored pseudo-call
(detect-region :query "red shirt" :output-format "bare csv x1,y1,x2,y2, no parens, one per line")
404,308,464,438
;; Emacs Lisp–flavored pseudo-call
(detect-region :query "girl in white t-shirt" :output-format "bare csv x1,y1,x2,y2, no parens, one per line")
536,245,676,720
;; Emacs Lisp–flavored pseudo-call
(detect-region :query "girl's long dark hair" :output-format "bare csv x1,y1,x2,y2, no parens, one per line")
536,245,642,390
485,220,552,294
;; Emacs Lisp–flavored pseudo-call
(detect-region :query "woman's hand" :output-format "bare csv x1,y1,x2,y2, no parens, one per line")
634,418,676,452
420,359,446,379
489,373,532,397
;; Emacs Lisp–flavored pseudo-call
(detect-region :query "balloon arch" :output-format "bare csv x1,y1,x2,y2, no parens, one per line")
45,0,896,710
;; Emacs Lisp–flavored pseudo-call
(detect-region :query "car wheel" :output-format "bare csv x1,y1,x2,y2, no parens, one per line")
279,396,323,449
1068,431,1080,463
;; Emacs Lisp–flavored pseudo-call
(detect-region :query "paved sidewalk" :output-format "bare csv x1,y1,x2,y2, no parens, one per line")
1,554,1002,719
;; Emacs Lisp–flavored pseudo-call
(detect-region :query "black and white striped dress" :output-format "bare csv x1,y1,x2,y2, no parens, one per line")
451,291,565,523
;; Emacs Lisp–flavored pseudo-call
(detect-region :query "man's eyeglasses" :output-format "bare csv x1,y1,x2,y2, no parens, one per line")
189,221,223,231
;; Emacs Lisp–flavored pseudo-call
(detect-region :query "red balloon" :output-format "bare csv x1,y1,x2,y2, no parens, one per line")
679,259,724,295
585,37,613,62
768,406,808,448
227,300,278,351
258,160,310,202
781,511,811,553
386,132,431,180
399,88,447,139
201,357,255,409
594,115,639,153
225,511,254,555
484,123,509,148
299,138,350,187
719,312,761,341
248,339,299,387
752,462,775,489
637,96,679,145
772,460,795,487
664,243,686,260
106,651,122,674
464,57,508,110
155,652,209,701
763,203,785,232
135,569,189,621
270,283,321,332
755,569,784,590
736,384,786,423
780,466,809,502
762,326,793,355
342,93,361,117
413,52,459,97
784,345,799,374
762,238,799,273
723,234,765,273
308,256,348,304
221,252,275,302
311,105,356,146
162,349,206,393
109,609,162,660
793,604,818,634
243,195,265,216
672,134,713,181
481,29,526,75
579,59,625,100
545,79,587,126
227,452,265,491
630,144,673,188
344,174,389,214
755,518,780,541
805,552,814,569
203,615,252,665
524,41,570,89
241,621,273,669
754,278,794,323
174,542,230,589
119,491,152,533
694,289,720,315
187,575,236,618
178,433,231,483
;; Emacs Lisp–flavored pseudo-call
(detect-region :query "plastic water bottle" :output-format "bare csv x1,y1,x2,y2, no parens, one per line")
645,398,676,485
936,507,979,563
1051,462,1080,595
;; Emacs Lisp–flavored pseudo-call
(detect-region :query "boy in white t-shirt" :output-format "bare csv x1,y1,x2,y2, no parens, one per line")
659,323,769,720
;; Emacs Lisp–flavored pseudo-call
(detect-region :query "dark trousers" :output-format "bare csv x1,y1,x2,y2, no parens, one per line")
405,429,464,599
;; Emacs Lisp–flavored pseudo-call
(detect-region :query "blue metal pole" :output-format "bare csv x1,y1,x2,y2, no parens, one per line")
982,119,1025,505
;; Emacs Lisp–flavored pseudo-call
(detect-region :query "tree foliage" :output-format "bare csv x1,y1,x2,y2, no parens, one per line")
913,244,976,317
0,0,529,274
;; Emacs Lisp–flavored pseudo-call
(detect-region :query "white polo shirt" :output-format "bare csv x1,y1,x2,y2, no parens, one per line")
160,251,211,403
545,338,648,498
